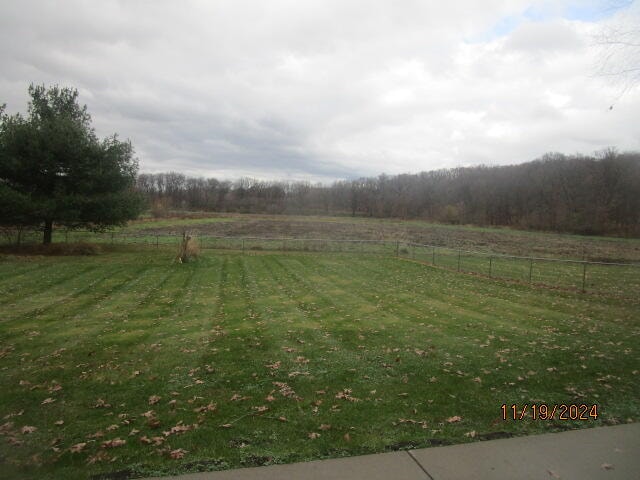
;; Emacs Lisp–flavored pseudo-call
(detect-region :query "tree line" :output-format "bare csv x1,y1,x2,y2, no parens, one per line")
138,150,640,237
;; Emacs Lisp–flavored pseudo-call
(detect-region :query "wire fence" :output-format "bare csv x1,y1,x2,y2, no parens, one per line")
2,229,639,295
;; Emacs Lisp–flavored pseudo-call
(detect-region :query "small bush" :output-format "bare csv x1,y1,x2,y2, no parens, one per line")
176,233,199,263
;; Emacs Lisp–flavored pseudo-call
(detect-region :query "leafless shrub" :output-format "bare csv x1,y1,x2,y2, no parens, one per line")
176,232,199,263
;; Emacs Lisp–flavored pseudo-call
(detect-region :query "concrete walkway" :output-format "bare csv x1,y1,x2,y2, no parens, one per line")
152,423,639,480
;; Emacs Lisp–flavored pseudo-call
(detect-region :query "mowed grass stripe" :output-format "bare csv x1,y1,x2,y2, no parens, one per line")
0,260,60,284
0,250,638,480
0,261,98,306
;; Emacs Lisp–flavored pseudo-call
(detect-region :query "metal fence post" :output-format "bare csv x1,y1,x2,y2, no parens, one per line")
582,262,587,292
529,258,533,283
242,238,245,255
489,256,493,278
457,249,461,271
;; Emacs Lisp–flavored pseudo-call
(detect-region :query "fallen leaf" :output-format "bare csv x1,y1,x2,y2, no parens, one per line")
193,402,217,413
169,448,187,459
308,432,321,439
41,397,56,405
601,463,614,470
163,423,194,436
446,416,462,423
54,420,64,426
69,442,87,453
319,424,331,430
101,438,126,448
148,395,161,405
464,430,476,438
21,425,37,434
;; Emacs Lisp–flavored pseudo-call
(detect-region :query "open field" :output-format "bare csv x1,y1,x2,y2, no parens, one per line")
120,214,640,262
5,213,638,295
0,248,638,479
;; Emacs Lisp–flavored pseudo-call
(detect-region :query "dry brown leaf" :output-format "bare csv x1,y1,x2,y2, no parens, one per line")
21,425,37,434
93,398,111,408
319,424,331,430
69,442,87,453
193,402,217,413
148,395,161,405
308,432,321,439
446,416,462,423
163,423,194,436
41,397,56,405
169,448,187,459
101,438,126,448
54,420,64,426
147,417,161,429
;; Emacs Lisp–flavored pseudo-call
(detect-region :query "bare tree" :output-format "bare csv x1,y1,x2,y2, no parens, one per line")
595,1,640,106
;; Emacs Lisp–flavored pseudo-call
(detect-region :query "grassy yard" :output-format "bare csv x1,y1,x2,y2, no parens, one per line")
0,248,639,479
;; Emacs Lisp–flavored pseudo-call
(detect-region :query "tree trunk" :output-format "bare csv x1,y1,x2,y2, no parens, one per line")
43,220,53,244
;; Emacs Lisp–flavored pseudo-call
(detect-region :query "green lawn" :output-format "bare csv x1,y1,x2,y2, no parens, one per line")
0,249,638,479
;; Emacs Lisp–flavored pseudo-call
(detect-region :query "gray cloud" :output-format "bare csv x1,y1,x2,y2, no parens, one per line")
1,0,639,182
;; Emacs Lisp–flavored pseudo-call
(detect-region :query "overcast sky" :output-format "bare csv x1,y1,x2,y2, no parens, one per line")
1,0,639,182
